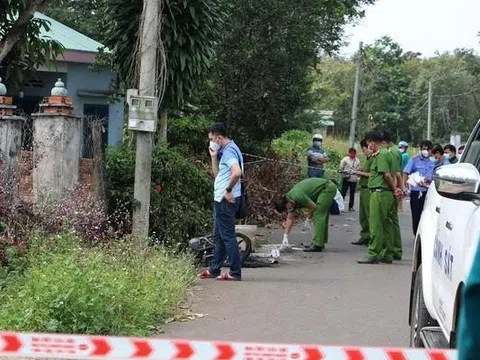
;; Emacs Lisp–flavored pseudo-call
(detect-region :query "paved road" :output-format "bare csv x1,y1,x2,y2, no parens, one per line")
164,199,415,347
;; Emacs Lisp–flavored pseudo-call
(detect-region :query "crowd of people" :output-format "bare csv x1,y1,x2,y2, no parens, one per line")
276,131,462,264
198,123,461,280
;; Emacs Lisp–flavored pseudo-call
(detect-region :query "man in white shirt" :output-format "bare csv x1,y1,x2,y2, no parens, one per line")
339,147,361,211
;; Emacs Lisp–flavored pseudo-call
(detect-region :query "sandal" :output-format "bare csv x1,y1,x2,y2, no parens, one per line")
216,273,241,281
198,269,215,279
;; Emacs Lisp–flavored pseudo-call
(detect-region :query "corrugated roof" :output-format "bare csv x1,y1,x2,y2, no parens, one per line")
35,12,104,53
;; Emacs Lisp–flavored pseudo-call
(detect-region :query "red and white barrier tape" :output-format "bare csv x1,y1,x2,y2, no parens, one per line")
0,332,457,360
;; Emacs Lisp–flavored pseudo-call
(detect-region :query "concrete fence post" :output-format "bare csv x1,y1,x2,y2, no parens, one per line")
32,79,82,203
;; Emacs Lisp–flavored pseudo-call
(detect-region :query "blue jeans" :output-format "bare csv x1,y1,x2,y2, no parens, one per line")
210,198,241,278
308,168,325,178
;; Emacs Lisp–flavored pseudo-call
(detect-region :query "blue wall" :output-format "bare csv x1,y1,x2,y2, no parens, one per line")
24,62,124,147
66,63,124,146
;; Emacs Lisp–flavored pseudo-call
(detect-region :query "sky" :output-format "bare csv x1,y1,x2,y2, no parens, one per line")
341,0,480,58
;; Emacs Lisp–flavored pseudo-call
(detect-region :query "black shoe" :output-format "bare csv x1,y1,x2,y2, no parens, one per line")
303,244,324,252
379,258,393,264
349,208,355,212
357,257,378,264
351,239,367,246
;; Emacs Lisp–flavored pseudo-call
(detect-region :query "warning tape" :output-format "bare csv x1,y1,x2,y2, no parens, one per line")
0,331,457,360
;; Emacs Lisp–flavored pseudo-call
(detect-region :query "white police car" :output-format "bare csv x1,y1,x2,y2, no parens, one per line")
409,121,480,348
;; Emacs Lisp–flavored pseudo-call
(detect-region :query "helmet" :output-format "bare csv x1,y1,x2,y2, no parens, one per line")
398,141,408,148
313,134,323,141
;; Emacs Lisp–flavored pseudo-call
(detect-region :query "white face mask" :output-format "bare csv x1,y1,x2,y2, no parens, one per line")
399,148,405,153
209,141,221,152
421,150,429,158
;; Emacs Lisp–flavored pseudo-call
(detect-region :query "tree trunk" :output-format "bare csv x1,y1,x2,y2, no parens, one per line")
92,123,106,207
158,110,167,142
0,0,51,64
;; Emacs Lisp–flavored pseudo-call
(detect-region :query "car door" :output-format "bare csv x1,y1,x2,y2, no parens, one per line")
431,122,480,336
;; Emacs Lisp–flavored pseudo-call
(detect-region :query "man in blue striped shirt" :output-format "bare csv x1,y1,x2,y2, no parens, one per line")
199,123,243,281
403,140,435,236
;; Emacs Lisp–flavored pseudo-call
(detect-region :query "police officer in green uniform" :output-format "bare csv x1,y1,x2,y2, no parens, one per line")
385,132,404,261
458,239,480,360
352,139,372,246
358,130,402,264
275,178,337,252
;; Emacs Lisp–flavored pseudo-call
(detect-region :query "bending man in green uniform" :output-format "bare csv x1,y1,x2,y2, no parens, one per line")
358,130,402,264
275,178,337,252
352,139,372,246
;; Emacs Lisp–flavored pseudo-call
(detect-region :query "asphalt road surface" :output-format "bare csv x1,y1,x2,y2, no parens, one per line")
164,198,415,347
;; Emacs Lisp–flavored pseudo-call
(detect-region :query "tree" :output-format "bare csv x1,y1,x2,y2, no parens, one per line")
99,0,224,139
310,57,356,137
359,36,414,140
44,0,103,41
197,0,375,145
0,0,64,89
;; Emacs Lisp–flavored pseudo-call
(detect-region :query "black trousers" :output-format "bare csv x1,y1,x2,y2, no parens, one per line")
410,190,427,236
341,180,357,210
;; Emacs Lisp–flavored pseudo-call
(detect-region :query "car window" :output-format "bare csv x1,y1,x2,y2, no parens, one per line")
462,122,480,171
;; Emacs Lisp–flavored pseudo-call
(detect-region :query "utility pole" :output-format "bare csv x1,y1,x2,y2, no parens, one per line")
349,41,363,148
427,80,432,140
132,0,159,243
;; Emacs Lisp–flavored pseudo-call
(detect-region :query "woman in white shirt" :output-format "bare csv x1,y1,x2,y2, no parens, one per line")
339,148,361,211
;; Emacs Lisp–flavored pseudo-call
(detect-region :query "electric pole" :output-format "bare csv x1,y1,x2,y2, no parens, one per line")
349,42,363,148
132,0,159,243
427,80,432,140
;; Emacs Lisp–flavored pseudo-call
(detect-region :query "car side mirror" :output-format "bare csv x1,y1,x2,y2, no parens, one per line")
434,163,480,199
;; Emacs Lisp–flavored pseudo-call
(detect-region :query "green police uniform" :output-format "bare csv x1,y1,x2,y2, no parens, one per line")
367,148,395,262
458,239,480,360
286,178,337,247
388,145,403,260
359,156,373,244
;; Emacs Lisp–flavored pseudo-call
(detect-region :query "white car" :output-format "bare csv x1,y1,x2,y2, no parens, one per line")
409,122,480,348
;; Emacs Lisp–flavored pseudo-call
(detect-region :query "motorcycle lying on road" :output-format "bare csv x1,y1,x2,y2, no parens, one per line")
189,232,253,267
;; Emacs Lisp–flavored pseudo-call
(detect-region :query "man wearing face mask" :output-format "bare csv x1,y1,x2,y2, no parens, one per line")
398,141,410,170
307,134,329,178
199,123,243,281
431,144,451,169
358,130,402,265
403,140,435,236
275,178,337,252
443,144,458,164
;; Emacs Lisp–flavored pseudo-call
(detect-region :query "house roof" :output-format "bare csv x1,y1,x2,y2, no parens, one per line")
35,12,104,53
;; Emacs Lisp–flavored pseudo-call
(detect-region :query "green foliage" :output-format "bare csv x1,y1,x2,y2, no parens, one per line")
105,145,213,247
271,130,342,180
0,233,195,335
197,0,374,144
44,0,103,41
310,58,356,136
311,37,480,144
100,0,224,108
167,116,211,156
0,1,64,89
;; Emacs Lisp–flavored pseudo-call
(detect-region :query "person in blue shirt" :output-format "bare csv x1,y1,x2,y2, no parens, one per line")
307,134,329,178
403,140,435,236
431,144,451,169
398,141,410,170
199,123,243,281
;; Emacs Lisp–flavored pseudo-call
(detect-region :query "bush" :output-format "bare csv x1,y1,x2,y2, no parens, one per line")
106,145,213,247
0,233,195,336
167,116,211,156
271,130,343,179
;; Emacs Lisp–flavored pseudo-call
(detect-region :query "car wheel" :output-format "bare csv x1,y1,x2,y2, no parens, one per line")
409,264,437,347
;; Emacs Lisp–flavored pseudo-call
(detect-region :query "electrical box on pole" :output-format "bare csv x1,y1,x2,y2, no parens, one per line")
127,89,158,133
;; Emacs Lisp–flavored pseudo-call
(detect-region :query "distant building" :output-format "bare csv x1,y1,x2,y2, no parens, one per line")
17,12,124,157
